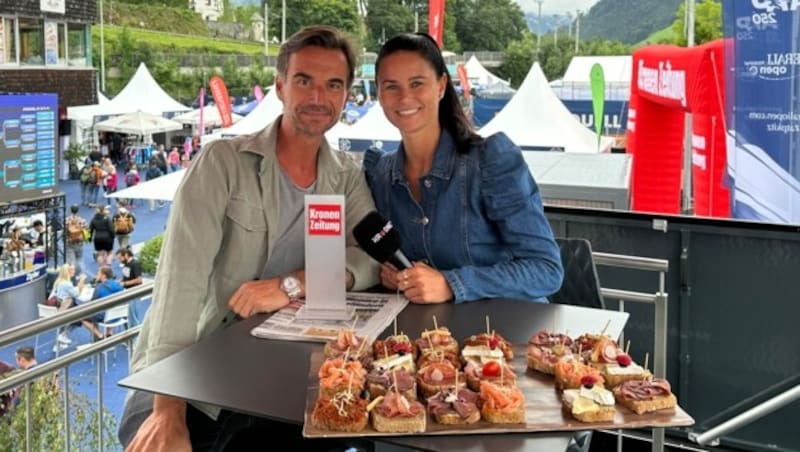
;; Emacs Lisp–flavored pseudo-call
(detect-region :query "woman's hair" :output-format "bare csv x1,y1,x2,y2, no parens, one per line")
54,264,74,286
375,33,480,154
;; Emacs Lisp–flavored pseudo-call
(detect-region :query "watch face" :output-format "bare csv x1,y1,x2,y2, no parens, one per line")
281,276,302,298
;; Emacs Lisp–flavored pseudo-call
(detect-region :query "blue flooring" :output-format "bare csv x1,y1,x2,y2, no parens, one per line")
0,178,171,449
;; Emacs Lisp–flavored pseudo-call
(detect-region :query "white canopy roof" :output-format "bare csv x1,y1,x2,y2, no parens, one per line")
464,55,509,87
107,168,186,201
217,85,282,136
94,110,184,136
562,56,632,84
478,62,612,153
339,104,400,142
67,63,189,120
325,121,351,150
173,105,243,128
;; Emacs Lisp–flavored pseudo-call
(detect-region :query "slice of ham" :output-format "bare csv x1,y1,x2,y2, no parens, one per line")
620,379,672,401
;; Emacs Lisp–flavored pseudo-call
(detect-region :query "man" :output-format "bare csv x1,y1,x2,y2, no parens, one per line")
92,265,124,299
112,205,136,250
116,248,142,288
15,346,37,370
65,205,88,275
120,26,379,451
27,220,45,247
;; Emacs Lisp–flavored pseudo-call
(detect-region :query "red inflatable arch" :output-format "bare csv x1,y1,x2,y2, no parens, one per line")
627,39,729,217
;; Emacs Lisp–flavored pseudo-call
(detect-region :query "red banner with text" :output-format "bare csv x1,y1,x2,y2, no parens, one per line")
209,75,233,128
428,0,445,48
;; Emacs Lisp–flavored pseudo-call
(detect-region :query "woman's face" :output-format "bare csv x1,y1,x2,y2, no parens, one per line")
377,51,446,139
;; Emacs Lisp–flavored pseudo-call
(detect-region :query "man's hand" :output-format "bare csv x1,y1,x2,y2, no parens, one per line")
227,278,290,318
397,262,453,304
379,263,400,290
125,395,190,452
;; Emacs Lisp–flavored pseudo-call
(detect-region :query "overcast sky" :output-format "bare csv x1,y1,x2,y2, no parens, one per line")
515,0,599,15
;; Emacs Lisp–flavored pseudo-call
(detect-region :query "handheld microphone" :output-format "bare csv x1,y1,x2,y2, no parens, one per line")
353,211,412,269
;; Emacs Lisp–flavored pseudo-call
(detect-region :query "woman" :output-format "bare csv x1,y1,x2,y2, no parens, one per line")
50,264,104,348
89,205,115,265
363,33,563,304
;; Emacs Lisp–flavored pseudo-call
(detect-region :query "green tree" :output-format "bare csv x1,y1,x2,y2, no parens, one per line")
266,0,362,42
671,0,722,46
364,0,415,51
455,0,526,51
496,32,534,88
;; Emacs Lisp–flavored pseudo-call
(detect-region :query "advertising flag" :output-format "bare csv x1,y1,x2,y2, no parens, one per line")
456,64,471,101
198,87,205,133
590,63,605,148
723,3,800,223
428,0,445,48
209,76,233,128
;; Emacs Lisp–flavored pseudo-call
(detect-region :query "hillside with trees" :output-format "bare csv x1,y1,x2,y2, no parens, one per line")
580,0,682,44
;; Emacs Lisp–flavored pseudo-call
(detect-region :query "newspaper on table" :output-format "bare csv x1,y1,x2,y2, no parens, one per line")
250,292,409,342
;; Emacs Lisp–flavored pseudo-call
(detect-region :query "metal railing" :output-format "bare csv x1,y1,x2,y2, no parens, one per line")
592,251,670,452
0,282,153,452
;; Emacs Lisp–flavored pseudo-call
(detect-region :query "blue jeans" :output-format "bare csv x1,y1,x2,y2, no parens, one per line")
80,183,90,205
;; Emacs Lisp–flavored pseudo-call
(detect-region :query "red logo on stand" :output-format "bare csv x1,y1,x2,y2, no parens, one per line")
308,204,342,236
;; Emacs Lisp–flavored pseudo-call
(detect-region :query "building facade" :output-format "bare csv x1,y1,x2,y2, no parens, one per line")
190,0,223,22
0,0,97,110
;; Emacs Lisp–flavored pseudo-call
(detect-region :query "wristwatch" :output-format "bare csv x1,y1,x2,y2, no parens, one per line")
279,275,303,301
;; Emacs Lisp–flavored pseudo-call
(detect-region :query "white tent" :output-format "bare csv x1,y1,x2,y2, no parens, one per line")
217,85,282,136
464,55,509,87
478,62,612,153
95,110,184,136
173,105,243,128
107,168,186,201
325,121,352,150
66,62,189,120
338,104,400,151
562,56,632,84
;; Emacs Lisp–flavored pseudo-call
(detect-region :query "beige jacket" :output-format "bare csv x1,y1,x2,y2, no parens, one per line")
129,118,379,416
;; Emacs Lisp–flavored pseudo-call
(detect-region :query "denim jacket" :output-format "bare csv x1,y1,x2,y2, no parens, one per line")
363,130,563,303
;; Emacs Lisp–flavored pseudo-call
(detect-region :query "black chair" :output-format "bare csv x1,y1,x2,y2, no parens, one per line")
549,237,605,310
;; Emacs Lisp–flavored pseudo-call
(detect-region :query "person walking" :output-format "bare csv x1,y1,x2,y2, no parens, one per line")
64,204,88,275
112,205,136,250
89,206,115,266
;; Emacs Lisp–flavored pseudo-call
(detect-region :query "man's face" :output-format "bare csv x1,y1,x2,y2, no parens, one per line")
276,46,349,138
96,270,107,282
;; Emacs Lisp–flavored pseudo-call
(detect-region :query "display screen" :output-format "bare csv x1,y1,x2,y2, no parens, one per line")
0,93,58,202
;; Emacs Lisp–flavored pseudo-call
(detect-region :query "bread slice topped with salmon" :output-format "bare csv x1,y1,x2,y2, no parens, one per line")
426,387,481,425
527,329,573,375
317,357,367,399
554,357,605,390
311,389,369,432
561,376,616,423
478,380,526,424
613,378,677,415
323,328,372,367
368,390,427,433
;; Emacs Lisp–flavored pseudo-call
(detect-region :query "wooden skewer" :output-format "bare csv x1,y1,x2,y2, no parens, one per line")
600,319,611,336
350,315,359,332
356,335,368,357
486,315,490,336
644,352,650,372
393,318,398,337
432,315,439,330
383,343,389,359
392,369,399,394
625,340,631,355
343,348,350,363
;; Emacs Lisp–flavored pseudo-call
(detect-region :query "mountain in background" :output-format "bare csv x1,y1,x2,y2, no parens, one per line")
579,0,682,44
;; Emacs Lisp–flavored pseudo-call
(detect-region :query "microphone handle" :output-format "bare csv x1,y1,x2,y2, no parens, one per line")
389,250,413,269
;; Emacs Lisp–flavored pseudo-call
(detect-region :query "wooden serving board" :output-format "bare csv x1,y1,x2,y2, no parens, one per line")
302,345,694,438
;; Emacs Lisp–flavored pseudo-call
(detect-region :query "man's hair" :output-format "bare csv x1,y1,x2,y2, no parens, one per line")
15,346,35,361
276,25,356,88
98,266,114,280
116,247,133,258
33,220,43,228
70,204,79,214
